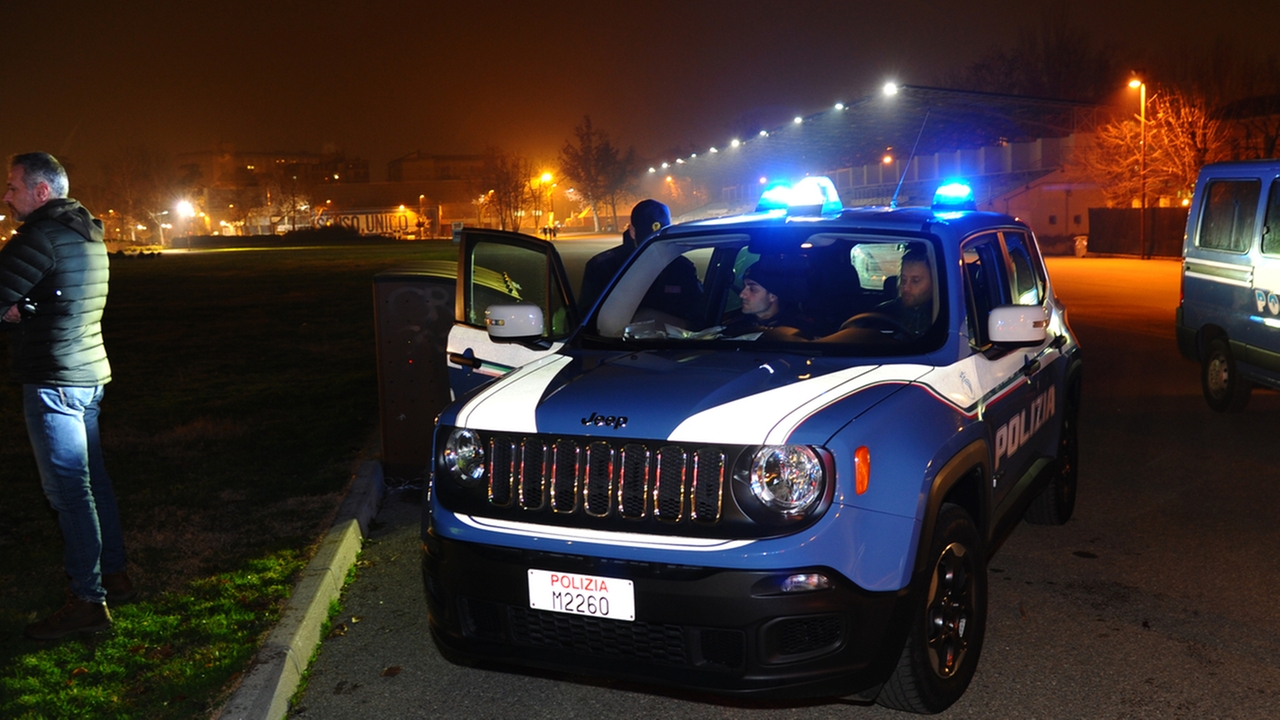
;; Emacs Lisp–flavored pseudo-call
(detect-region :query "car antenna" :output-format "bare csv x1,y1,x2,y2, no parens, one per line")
891,109,930,209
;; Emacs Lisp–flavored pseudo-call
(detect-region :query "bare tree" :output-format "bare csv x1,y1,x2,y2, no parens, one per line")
96,146,176,243
1073,87,1232,207
481,147,533,232
558,116,636,231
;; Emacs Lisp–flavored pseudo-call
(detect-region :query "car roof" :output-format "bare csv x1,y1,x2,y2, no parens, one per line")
660,205,1029,243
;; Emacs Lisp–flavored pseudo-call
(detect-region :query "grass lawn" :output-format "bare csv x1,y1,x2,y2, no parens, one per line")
0,239,453,719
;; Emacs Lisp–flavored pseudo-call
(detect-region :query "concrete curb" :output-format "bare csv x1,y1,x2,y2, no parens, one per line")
215,459,385,720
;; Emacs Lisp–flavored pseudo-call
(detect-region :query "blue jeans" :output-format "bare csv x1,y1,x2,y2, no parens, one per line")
24,384,126,604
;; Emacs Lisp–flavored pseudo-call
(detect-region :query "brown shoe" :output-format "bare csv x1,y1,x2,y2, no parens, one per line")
103,572,138,604
24,596,112,640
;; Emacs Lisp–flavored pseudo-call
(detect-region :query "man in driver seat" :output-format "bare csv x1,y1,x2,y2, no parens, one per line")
877,247,934,336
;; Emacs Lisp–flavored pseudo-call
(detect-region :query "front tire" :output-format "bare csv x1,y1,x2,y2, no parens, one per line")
1201,338,1250,412
877,504,986,714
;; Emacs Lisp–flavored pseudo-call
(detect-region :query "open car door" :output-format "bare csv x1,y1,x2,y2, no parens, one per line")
446,228,578,398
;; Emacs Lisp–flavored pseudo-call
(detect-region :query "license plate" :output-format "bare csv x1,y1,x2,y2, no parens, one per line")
527,569,635,621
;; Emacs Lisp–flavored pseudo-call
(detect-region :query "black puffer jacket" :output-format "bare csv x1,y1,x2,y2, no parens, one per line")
0,198,111,386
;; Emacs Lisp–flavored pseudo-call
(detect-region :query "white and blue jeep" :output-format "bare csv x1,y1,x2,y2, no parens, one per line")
422,179,1082,713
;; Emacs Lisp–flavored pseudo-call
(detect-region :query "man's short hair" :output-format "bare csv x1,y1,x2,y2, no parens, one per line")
901,245,930,268
11,152,69,198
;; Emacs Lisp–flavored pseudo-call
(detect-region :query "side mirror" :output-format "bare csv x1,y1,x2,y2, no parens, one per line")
486,303,551,349
988,305,1048,347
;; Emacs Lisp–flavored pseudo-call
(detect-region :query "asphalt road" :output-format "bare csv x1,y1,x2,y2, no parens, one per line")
292,256,1280,719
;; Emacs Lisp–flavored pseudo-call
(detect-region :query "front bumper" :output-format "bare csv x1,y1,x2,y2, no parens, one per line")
421,530,915,699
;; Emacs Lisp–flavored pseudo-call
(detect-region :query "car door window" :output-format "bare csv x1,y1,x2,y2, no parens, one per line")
962,234,1006,349
1199,180,1260,253
465,234,572,337
1001,231,1044,305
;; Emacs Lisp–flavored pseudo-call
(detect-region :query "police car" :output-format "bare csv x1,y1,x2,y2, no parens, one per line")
423,178,1082,713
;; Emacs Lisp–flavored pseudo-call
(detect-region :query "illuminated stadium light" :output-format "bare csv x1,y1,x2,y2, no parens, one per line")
648,167,656,173
731,139,741,147
835,102,845,110
709,147,718,153
793,116,803,124
883,82,899,96
759,130,769,137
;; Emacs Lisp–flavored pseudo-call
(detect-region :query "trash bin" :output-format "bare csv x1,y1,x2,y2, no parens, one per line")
373,262,457,485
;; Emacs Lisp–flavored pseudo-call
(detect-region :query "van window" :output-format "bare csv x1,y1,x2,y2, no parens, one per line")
1199,180,1260,253
1263,181,1280,256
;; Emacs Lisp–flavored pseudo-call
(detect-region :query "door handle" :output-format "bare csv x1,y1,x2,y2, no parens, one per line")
448,352,480,369
1021,355,1041,378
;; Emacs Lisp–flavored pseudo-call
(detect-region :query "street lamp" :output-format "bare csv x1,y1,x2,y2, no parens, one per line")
540,172,556,230
1129,78,1148,258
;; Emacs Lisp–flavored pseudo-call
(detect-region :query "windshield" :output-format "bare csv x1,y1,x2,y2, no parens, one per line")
582,227,946,355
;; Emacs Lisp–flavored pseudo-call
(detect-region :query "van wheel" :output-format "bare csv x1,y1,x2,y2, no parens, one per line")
876,504,986,713
1201,338,1250,412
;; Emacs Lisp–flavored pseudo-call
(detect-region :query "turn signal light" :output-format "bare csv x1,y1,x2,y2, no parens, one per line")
854,446,870,495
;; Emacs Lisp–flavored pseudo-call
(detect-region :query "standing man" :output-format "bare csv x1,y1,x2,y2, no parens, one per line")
0,152,132,640
577,199,672,314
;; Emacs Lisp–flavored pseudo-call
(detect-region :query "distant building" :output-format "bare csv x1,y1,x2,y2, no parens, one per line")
388,152,484,182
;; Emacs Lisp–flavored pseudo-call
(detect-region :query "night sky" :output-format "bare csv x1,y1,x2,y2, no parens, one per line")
2,0,1275,184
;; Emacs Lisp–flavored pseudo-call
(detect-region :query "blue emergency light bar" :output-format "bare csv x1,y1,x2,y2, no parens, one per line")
755,176,843,215
932,181,976,211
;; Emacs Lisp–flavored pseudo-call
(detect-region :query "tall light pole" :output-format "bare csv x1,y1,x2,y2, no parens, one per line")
1129,78,1147,259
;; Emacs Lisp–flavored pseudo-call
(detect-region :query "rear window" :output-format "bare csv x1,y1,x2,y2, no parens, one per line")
1198,180,1260,253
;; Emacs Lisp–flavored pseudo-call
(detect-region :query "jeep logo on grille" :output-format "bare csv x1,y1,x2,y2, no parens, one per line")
581,412,627,429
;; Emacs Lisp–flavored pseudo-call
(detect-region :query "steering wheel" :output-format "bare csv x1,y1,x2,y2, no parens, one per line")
840,311,911,337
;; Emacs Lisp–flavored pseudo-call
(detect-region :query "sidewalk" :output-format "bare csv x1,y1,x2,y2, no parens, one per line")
214,459,386,720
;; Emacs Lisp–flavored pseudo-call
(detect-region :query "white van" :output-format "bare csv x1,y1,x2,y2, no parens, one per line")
1176,159,1280,411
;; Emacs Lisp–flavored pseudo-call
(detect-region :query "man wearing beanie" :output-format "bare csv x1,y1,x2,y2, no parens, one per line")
724,259,817,338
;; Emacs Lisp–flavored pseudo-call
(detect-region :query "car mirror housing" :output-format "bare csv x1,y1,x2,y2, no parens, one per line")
486,303,551,349
988,305,1048,346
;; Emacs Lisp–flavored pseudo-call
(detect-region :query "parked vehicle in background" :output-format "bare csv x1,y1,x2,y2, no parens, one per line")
423,177,1082,713
1176,160,1280,411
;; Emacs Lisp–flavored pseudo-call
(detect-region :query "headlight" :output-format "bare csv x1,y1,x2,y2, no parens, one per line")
443,428,486,486
748,445,824,516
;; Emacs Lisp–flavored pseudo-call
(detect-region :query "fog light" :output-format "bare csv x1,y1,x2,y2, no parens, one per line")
781,573,831,593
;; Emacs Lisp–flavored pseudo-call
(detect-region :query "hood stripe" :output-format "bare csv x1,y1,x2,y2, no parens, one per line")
456,354,573,432
670,364,934,444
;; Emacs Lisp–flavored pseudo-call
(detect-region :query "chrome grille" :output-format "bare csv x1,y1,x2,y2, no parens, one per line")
484,435,726,524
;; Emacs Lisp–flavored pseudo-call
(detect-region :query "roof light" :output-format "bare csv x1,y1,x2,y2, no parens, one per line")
835,102,845,110
883,82,899,96
731,138,741,147
793,116,803,124
933,180,976,211
754,176,842,215
759,130,769,137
